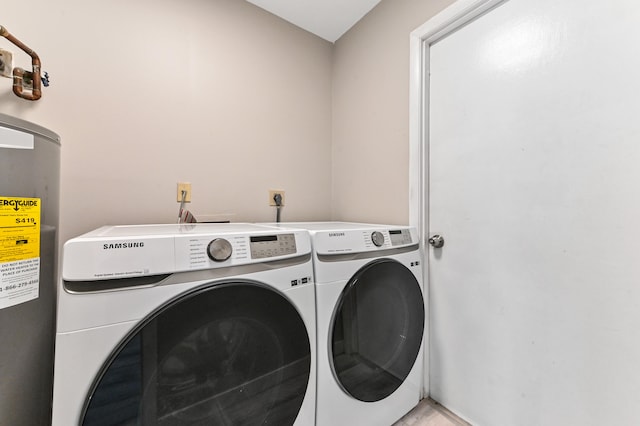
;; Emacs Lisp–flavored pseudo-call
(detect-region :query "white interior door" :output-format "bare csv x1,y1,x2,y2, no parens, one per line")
427,0,640,424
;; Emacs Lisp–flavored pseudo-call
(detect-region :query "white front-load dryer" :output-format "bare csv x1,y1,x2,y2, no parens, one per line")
274,222,425,426
53,223,316,426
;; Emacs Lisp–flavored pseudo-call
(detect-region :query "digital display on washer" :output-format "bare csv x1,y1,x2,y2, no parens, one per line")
390,229,412,246
250,233,297,259
250,235,278,243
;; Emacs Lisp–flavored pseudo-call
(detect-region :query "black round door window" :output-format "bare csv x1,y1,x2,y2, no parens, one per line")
81,282,311,426
330,259,424,402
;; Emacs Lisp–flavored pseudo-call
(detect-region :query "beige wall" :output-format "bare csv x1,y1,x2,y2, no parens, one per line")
331,0,455,225
1,0,332,245
1,0,460,247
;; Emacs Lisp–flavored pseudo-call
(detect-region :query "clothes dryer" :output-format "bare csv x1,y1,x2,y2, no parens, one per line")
274,222,425,426
53,223,315,426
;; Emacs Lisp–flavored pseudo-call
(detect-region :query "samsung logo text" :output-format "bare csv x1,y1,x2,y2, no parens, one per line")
103,242,145,250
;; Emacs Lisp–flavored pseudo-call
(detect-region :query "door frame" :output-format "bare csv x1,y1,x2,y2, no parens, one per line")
407,0,508,394
409,0,508,235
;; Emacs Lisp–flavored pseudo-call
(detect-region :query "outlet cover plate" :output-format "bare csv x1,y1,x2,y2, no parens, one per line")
269,190,285,206
177,182,192,202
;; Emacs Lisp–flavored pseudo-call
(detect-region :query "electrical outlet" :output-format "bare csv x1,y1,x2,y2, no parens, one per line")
269,190,285,206
177,182,192,202
0,49,13,78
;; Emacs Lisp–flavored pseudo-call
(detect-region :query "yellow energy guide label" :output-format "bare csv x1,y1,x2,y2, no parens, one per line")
0,197,41,309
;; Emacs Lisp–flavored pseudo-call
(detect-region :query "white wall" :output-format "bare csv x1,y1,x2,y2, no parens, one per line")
1,0,333,245
331,0,455,225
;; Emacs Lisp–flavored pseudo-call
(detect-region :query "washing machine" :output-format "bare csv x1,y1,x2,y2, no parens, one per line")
52,223,316,426
272,222,425,426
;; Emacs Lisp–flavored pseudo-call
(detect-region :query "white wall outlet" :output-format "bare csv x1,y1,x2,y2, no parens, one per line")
177,182,192,202
0,49,13,78
269,190,285,206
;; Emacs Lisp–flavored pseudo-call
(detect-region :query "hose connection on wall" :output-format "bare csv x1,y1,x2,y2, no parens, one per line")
0,25,49,101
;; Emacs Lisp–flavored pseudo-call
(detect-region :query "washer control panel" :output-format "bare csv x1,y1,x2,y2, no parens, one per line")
250,234,296,259
207,238,233,262
371,231,385,247
177,233,299,269
62,224,312,280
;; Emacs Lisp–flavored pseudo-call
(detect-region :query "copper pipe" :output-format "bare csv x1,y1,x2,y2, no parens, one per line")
0,25,41,101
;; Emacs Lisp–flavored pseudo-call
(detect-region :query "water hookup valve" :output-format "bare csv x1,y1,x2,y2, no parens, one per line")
0,25,50,101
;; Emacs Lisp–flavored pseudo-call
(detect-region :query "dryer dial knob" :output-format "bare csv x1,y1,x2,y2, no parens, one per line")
207,238,233,262
371,231,385,247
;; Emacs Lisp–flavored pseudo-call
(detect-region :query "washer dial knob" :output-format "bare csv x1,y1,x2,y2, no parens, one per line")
207,238,233,262
371,231,385,247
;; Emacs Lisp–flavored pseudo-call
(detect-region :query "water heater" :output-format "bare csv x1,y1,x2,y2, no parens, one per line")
0,113,59,425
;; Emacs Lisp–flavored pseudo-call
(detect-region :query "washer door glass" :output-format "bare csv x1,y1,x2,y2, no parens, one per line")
331,259,424,402
81,282,311,426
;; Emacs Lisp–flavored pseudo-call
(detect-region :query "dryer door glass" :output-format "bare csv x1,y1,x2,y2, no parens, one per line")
81,282,311,426
330,259,424,402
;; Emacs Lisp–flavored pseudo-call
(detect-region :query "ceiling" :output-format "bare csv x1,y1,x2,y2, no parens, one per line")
245,0,382,43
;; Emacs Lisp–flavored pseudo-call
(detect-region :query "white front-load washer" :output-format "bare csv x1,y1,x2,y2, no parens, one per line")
273,222,425,426
52,223,316,426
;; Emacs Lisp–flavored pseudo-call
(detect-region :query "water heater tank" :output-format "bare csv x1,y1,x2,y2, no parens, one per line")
0,113,60,425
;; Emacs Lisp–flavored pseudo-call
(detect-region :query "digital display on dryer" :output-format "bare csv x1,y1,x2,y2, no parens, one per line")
390,229,412,246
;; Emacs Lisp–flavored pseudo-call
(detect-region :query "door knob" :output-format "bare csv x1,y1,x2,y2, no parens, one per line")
428,234,444,248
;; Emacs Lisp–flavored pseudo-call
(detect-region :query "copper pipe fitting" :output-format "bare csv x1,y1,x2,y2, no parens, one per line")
0,25,42,101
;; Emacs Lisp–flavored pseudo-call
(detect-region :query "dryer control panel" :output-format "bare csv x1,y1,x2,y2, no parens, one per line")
312,226,418,255
389,229,413,246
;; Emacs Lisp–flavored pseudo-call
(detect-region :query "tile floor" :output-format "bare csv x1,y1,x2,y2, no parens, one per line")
393,399,470,426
